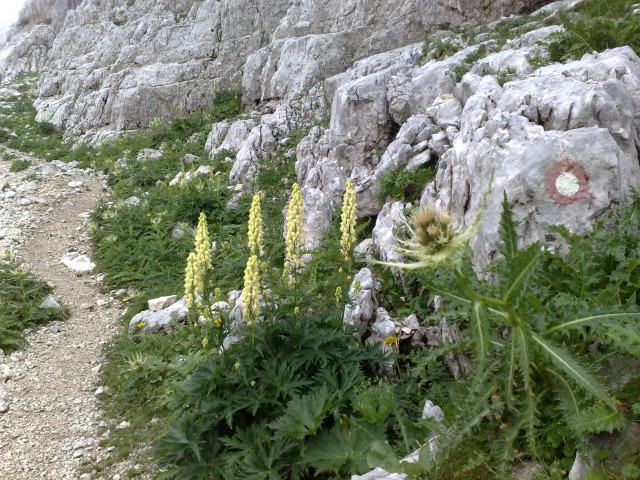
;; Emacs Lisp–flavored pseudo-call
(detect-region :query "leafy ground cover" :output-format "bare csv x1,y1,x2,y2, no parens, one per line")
2,45,640,479
0,254,68,352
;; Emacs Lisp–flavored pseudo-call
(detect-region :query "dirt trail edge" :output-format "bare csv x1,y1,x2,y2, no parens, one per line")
0,150,133,480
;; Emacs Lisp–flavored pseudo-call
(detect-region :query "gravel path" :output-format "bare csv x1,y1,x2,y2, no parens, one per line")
0,149,138,479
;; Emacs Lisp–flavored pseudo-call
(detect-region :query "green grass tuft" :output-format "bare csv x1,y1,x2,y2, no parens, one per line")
0,255,68,352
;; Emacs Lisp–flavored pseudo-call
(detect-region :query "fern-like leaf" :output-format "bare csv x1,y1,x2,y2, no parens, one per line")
531,333,614,408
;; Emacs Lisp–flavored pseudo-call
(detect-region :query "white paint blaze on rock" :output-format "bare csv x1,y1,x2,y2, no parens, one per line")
60,252,95,273
555,172,580,197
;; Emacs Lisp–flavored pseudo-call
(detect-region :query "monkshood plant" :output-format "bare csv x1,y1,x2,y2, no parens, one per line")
371,193,640,479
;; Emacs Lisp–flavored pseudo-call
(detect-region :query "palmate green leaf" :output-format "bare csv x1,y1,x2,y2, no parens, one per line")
351,384,394,425
269,386,331,439
303,423,386,475
367,440,401,473
568,404,625,434
531,333,615,408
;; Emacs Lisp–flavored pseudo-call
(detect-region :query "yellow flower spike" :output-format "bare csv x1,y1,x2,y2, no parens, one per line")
184,251,198,310
334,286,343,303
247,194,264,258
195,212,212,276
340,180,358,262
283,183,304,285
242,254,261,327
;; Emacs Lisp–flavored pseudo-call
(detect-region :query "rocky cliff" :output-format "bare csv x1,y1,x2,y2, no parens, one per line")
0,0,552,137
1,0,638,269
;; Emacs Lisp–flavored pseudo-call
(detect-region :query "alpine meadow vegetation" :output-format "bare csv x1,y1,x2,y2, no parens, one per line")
3,60,640,480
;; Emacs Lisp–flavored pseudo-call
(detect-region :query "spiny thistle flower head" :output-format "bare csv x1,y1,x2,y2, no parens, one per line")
184,251,198,310
242,254,261,326
410,206,455,253
283,183,304,284
340,180,357,261
376,202,486,271
248,193,264,257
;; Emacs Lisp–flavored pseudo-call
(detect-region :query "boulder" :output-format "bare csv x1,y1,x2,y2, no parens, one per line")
129,297,189,334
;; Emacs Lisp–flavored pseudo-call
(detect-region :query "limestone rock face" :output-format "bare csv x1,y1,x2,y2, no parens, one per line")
436,47,640,268
0,0,553,137
0,0,82,82
0,25,55,82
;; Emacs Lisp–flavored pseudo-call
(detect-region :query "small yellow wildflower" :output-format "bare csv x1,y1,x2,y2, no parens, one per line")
340,180,357,262
202,337,208,348
384,336,399,348
136,321,146,328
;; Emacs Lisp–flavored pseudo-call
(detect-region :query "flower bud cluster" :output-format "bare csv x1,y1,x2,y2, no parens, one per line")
242,254,260,326
283,183,304,285
184,212,213,310
340,180,357,262
184,251,198,310
242,194,264,325
248,194,264,257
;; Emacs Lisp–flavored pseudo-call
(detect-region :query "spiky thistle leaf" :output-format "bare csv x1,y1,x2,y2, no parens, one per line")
499,191,519,262
531,333,614,408
568,404,625,434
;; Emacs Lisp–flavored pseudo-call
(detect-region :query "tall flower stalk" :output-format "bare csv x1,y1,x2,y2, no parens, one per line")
283,183,304,287
340,179,357,267
185,213,213,313
242,194,264,327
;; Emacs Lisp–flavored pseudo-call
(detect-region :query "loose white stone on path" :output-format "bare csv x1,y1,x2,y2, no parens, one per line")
60,252,95,272
39,294,61,309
